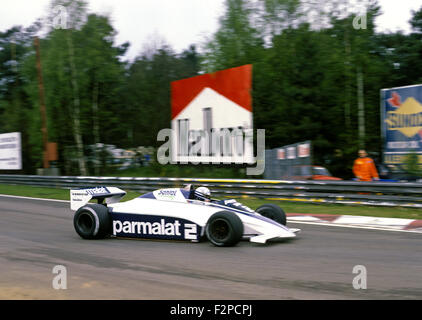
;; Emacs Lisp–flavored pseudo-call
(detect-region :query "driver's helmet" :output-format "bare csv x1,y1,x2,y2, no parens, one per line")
194,186,211,201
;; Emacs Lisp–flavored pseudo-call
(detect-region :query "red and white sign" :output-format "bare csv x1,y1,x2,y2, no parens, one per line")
298,142,310,158
171,65,253,164
277,149,285,160
287,147,296,159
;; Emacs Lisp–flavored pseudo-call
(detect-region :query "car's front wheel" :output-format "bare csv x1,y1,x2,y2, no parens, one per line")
74,204,111,239
256,204,287,226
205,211,244,247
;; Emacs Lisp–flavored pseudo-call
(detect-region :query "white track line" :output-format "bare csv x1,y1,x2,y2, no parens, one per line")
0,194,69,203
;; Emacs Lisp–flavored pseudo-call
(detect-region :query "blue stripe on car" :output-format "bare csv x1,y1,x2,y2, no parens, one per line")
138,192,156,199
187,199,287,229
209,202,285,228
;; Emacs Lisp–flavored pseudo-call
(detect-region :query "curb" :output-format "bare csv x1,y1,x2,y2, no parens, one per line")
286,213,422,233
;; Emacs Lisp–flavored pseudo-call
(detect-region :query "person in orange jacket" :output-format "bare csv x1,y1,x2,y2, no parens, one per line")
353,150,380,181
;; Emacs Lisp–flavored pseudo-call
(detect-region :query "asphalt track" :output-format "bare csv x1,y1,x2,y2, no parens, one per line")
0,196,421,300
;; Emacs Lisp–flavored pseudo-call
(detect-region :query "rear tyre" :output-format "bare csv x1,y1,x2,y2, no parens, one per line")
206,211,243,247
256,204,287,226
74,204,111,239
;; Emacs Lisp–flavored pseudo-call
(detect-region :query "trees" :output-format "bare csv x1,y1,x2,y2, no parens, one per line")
0,24,43,172
125,42,200,148
2,1,128,175
202,0,264,72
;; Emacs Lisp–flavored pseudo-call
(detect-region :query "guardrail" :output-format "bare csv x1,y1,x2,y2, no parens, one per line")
1,175,422,208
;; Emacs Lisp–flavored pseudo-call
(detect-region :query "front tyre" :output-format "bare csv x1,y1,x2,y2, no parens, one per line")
206,211,244,247
256,204,287,226
73,204,111,239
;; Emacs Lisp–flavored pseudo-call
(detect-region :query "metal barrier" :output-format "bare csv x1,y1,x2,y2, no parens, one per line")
1,174,422,208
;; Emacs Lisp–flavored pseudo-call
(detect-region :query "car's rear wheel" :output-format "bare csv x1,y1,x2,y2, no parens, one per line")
256,204,287,226
74,204,111,239
205,211,243,247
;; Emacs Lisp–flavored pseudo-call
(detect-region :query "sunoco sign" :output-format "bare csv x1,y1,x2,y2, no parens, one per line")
381,85,422,165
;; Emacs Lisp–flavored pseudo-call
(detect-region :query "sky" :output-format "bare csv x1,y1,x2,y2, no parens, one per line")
0,0,421,61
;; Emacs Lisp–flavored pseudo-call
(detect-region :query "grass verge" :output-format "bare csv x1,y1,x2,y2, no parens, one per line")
0,184,421,220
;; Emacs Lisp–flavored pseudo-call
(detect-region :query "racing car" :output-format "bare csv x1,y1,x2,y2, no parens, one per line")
70,185,300,247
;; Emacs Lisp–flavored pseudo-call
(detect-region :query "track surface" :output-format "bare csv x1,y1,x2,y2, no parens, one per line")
0,196,421,299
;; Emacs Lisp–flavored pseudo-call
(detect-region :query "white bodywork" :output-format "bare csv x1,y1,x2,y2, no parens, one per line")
70,186,126,211
71,187,300,244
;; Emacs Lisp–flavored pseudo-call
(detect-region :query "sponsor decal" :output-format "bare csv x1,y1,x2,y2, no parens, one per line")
70,190,93,211
113,219,181,236
84,187,109,195
158,190,177,197
112,213,199,241
71,192,88,197
154,188,185,201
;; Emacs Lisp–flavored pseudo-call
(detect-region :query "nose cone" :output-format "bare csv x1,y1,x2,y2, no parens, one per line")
249,228,297,244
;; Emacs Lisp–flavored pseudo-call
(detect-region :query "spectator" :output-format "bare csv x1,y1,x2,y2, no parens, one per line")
353,150,380,181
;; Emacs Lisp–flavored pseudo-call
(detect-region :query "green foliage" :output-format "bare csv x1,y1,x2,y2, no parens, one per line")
201,0,264,72
403,152,422,176
124,43,200,148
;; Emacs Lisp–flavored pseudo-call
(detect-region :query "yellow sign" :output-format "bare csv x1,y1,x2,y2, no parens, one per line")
385,97,422,137
384,154,422,164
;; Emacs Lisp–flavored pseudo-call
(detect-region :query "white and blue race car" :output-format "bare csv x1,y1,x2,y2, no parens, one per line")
70,185,300,247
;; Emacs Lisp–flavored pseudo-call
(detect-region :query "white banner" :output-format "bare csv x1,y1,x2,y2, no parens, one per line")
0,132,22,170
298,142,310,158
287,147,296,159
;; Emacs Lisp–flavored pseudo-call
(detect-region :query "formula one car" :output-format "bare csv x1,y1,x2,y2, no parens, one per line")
70,185,300,247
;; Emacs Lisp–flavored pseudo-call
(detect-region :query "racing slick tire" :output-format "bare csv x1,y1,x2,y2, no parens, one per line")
256,204,287,226
74,204,111,239
205,211,244,247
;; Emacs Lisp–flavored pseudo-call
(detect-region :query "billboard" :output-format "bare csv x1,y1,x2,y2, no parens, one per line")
381,84,422,165
264,141,312,179
170,65,253,164
276,141,311,161
0,132,22,170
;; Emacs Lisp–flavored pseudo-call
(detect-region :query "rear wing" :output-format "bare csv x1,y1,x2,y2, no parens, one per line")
70,186,127,211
